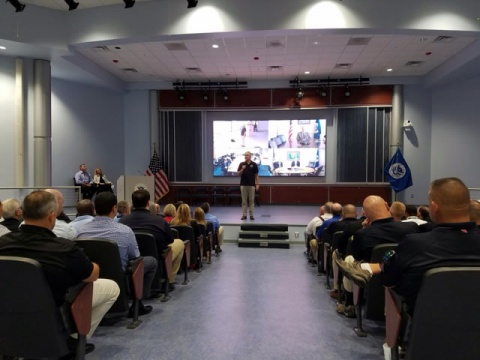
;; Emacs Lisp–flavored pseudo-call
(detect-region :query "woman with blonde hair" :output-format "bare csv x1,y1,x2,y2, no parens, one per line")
171,204,202,269
194,207,211,263
163,203,176,223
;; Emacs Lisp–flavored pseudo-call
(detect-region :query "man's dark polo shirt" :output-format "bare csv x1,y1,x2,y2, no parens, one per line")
0,224,93,305
352,217,419,262
119,208,174,251
380,222,480,314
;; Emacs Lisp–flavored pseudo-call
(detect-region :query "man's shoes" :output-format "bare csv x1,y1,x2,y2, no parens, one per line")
250,216,254,220
343,305,356,318
329,289,339,299
241,216,247,220
168,283,175,291
335,258,371,287
127,302,153,318
62,338,95,359
336,303,346,314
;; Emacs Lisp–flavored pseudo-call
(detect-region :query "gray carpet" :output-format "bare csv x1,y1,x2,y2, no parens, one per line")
87,244,385,360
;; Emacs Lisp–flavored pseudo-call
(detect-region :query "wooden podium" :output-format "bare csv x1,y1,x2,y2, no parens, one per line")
116,176,154,202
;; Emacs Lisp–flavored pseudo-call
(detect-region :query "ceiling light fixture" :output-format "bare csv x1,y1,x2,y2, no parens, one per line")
203,91,209,101
123,0,135,8
344,85,351,97
176,88,185,101
319,86,328,97
212,44,219,49
187,0,198,8
0,46,6,50
296,89,304,100
64,0,79,10
222,89,229,101
7,0,26,12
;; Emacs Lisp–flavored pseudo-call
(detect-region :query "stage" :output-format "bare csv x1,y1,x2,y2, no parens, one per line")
209,204,318,243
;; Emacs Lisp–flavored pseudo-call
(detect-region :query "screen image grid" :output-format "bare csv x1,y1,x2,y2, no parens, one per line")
213,119,326,177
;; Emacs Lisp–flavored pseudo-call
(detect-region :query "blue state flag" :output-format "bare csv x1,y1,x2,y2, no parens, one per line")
384,149,412,192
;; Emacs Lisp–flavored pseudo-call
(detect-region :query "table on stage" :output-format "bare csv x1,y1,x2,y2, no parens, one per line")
274,167,315,176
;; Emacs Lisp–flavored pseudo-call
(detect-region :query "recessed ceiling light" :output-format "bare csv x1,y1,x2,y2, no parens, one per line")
387,68,393,72
304,71,310,74
212,44,219,49
0,46,6,50
313,41,319,45
420,37,428,42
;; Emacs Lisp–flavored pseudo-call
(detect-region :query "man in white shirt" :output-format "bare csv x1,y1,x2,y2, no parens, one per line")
305,202,333,262
45,189,77,239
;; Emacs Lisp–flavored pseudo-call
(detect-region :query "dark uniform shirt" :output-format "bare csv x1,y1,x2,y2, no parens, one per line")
237,161,258,186
0,224,93,305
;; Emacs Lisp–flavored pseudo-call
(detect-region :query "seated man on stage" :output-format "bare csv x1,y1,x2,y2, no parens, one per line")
75,164,96,199
296,127,311,146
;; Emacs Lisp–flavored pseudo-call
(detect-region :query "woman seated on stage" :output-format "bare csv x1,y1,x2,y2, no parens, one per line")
93,168,113,193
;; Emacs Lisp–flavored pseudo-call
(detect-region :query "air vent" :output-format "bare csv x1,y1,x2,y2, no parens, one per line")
433,36,454,43
405,61,424,67
121,68,138,72
268,66,283,72
347,37,371,46
93,46,110,52
267,40,285,48
335,63,352,69
185,67,202,73
164,42,188,51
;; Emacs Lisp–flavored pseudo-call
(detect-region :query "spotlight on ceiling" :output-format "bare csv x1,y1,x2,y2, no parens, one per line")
203,92,209,101
7,0,26,12
187,0,198,8
123,0,135,8
296,89,304,100
222,89,229,101
344,85,351,97
318,87,328,97
178,90,185,101
64,0,79,11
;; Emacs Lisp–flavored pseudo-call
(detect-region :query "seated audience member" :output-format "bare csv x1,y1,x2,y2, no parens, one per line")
1,198,23,232
57,211,72,224
171,203,202,268
174,201,184,210
469,199,480,226
0,200,11,237
402,204,427,225
296,127,311,146
0,190,120,354
390,201,406,221
163,203,176,223
310,203,342,263
45,189,77,240
149,203,161,215
71,199,95,233
119,189,184,292
76,192,157,316
93,168,113,194
417,205,431,222
334,195,419,317
75,163,96,199
336,177,480,315
200,202,225,252
114,200,130,222
305,202,333,261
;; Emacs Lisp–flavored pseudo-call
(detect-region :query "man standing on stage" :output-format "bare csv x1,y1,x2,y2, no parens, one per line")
237,151,259,220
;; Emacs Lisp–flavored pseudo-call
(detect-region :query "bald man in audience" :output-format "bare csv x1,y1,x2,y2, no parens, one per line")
470,199,480,226
0,200,11,237
45,189,77,240
337,177,480,315
390,201,406,221
1,198,23,232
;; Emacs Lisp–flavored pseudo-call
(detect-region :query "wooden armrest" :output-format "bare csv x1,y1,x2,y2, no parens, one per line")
385,287,403,348
69,282,93,336
128,257,144,301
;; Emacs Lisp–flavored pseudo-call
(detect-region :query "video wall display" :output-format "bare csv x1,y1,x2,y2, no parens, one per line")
213,119,326,177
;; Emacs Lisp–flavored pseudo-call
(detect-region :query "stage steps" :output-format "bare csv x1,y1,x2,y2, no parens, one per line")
238,224,290,249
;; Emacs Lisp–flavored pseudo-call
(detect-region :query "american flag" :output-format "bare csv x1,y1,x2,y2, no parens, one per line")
145,150,169,200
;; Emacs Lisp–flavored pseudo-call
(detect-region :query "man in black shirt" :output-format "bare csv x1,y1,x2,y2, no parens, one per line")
0,191,119,349
237,151,259,220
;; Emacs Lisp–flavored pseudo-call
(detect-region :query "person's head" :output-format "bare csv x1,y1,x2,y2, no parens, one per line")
405,205,418,217
362,195,391,222
331,203,343,217
76,199,95,217
319,205,325,216
79,164,87,172
244,151,252,162
174,201,184,210
0,199,3,218
149,203,160,215
470,200,480,226
194,207,206,224
22,191,58,230
132,189,150,209
428,177,470,223
163,203,176,217
342,204,358,219
324,202,334,214
390,201,406,221
45,189,64,216
117,200,130,215
417,205,430,220
2,198,23,221
95,168,102,175
200,202,210,214
173,204,191,224
94,192,117,217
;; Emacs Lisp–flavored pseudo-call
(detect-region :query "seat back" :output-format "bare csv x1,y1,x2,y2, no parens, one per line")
170,225,196,263
75,238,130,317
0,256,70,358
364,243,398,320
406,267,480,360
134,231,162,293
